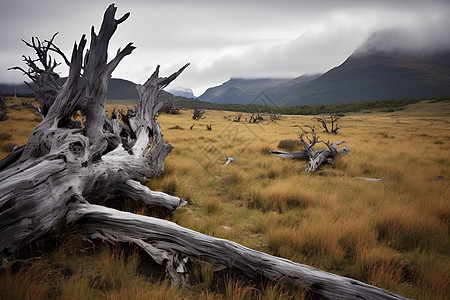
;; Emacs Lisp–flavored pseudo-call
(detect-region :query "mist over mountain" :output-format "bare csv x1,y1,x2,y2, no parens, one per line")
277,30,450,106
3,29,449,107
197,29,450,107
166,86,196,99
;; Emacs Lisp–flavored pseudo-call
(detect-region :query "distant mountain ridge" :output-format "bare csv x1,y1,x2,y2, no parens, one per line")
3,29,450,106
198,29,450,106
277,30,450,106
198,78,294,104
166,86,196,99
0,78,140,100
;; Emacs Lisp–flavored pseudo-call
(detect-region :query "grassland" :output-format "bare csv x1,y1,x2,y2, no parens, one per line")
1,97,449,299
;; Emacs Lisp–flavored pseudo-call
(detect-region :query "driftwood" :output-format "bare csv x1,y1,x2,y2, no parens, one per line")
0,5,407,299
272,126,349,172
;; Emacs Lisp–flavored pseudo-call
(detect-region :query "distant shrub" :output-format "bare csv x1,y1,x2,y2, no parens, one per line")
277,139,301,151
260,146,272,155
168,125,184,130
0,132,12,141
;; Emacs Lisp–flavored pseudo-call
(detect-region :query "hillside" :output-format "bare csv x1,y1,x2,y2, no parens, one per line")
198,77,293,104
278,49,450,106
277,30,450,106
0,78,141,100
197,30,450,107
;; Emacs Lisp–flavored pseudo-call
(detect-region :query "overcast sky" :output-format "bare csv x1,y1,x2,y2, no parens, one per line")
1,0,449,96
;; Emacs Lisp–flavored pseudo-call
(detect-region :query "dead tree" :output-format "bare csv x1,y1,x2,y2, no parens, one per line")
314,115,341,134
192,107,204,120
249,113,263,123
271,126,349,172
269,113,281,121
0,5,407,299
8,33,69,117
160,99,180,114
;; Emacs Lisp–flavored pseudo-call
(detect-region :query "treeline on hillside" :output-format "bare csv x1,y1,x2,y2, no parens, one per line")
173,97,447,115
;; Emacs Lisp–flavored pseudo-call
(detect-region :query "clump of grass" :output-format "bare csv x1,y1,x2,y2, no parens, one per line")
224,278,256,299
260,146,272,155
169,125,184,130
249,181,313,213
376,131,394,138
277,139,302,151
193,261,215,289
0,132,12,140
203,198,222,214
374,206,442,252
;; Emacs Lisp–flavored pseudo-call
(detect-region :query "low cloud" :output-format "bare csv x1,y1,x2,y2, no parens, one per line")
1,0,449,96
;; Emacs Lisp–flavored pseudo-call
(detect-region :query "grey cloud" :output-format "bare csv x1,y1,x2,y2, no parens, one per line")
1,0,449,95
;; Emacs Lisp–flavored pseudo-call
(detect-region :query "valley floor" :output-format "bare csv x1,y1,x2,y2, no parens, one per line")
1,98,449,299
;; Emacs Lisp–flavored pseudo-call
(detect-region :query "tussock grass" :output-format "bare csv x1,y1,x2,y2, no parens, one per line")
1,98,450,299
277,139,302,151
249,179,314,212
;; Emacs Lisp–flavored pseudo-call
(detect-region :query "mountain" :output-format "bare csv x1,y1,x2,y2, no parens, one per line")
198,78,293,104
0,78,141,100
277,30,450,106
105,78,139,99
0,83,33,95
166,86,196,98
263,74,321,102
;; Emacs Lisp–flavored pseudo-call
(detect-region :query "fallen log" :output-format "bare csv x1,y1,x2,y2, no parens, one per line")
0,5,406,299
272,126,349,172
66,202,407,299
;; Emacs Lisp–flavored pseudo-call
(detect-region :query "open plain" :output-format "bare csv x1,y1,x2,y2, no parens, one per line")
1,97,449,299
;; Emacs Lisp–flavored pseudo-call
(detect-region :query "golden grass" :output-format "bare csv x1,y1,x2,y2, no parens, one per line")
1,98,449,299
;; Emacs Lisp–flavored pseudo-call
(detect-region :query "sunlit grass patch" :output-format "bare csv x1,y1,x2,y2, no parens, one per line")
249,179,314,213
374,204,446,253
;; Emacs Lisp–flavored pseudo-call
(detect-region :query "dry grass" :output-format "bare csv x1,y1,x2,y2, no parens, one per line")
1,98,449,299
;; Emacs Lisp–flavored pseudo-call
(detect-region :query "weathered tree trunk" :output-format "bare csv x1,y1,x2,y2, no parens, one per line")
271,126,349,171
0,3,186,258
0,5,406,299
66,203,407,299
